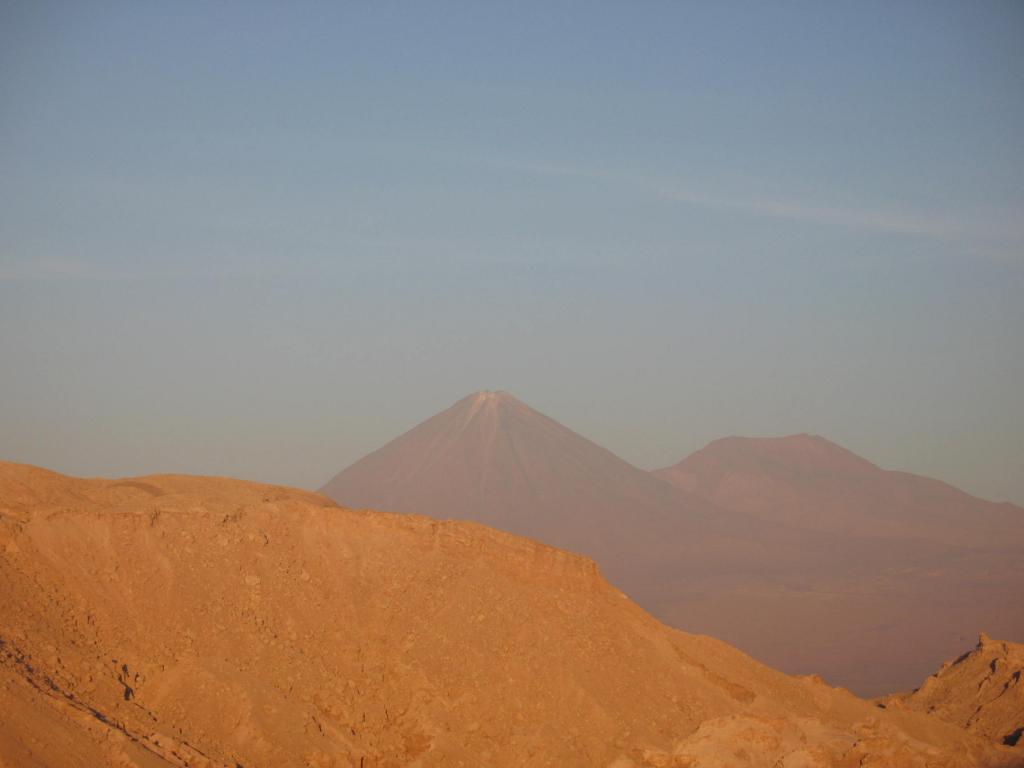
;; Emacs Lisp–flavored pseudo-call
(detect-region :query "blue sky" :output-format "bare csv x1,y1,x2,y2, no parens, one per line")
2,1,1022,502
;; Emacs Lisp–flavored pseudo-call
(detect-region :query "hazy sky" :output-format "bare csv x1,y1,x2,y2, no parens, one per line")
2,1,1022,503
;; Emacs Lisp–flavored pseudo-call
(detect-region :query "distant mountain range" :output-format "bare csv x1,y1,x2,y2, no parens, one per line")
321,391,1024,696
655,432,1021,548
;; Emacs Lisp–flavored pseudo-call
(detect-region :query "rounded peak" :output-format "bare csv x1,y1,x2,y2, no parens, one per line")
707,433,832,450
690,433,878,474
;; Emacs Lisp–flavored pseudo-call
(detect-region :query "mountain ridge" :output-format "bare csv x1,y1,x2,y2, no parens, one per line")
654,433,1024,547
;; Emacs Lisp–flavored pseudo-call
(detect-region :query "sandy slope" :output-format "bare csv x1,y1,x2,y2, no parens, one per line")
2,462,1020,767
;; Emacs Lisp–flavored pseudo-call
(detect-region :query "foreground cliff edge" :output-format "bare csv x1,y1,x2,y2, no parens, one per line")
0,462,1019,768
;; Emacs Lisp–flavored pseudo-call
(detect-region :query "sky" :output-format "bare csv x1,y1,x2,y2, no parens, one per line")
1,1,1022,503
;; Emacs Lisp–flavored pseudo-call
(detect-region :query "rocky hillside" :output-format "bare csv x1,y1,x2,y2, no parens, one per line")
1,462,1019,767
880,634,1023,749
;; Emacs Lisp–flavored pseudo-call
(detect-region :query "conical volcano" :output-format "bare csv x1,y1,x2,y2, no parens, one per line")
319,392,817,596
321,391,713,564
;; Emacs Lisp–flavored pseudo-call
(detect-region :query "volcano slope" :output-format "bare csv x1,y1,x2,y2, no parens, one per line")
1,463,1019,768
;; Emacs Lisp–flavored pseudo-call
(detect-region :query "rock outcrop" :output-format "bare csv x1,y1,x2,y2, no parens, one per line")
879,633,1024,749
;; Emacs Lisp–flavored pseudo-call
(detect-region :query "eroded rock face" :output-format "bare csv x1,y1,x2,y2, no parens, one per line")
1,462,1020,767
880,633,1024,750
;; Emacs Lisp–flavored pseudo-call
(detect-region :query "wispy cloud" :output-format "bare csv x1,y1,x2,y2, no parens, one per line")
478,154,1022,250
657,187,967,241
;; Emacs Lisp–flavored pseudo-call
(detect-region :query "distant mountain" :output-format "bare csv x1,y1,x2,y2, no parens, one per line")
879,633,1024,748
650,434,1024,695
321,395,1024,696
654,434,1023,548
320,392,791,588
322,391,700,556
1,462,1016,768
